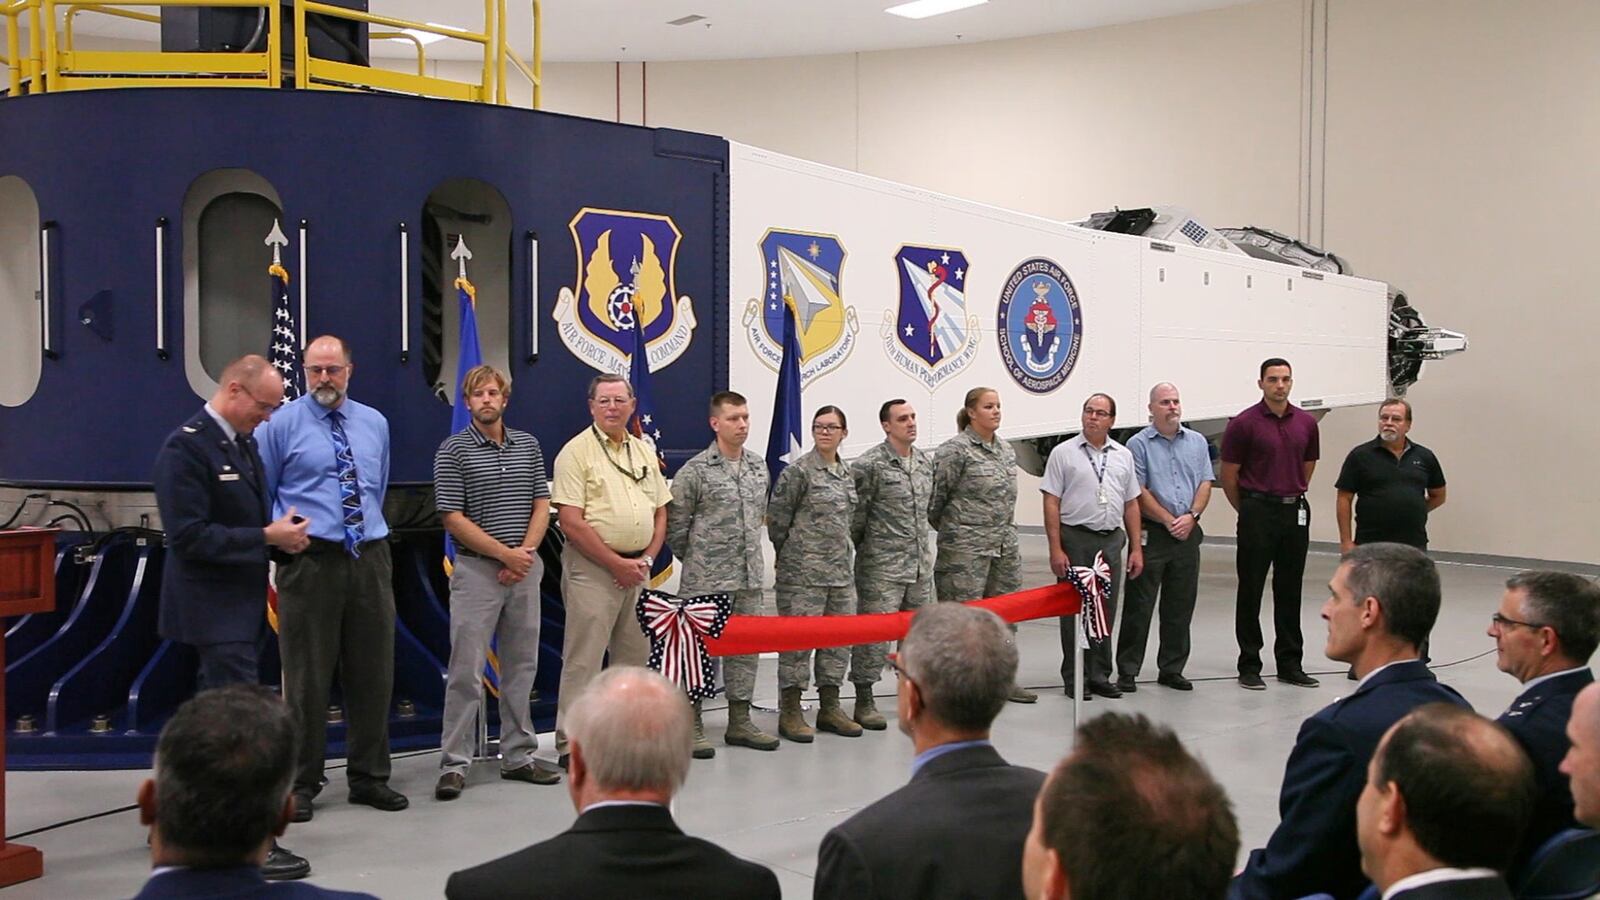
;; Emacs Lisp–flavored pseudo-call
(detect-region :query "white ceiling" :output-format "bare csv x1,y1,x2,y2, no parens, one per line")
70,0,1258,62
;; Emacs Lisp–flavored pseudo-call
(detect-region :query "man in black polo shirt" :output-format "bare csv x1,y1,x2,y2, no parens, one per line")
1335,398,1446,553
433,364,561,800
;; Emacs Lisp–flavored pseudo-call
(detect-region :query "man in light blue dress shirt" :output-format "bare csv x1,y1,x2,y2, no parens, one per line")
257,335,407,821
1118,383,1214,692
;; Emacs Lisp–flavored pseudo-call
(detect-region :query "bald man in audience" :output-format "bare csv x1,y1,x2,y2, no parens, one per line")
1561,682,1600,828
1022,712,1238,900
444,667,779,899
1356,704,1536,900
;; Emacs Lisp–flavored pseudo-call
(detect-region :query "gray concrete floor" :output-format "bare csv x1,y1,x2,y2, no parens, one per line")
4,536,1534,899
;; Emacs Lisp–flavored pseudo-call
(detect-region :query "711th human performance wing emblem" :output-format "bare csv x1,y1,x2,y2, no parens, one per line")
882,245,979,390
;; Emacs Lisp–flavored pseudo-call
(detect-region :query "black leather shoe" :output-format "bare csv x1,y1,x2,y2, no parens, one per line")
348,783,409,812
290,791,313,823
1157,673,1194,691
1115,675,1138,694
1063,685,1093,701
502,763,561,785
434,772,465,801
261,844,310,881
1239,673,1267,691
1087,681,1123,699
1277,670,1321,688
557,753,570,770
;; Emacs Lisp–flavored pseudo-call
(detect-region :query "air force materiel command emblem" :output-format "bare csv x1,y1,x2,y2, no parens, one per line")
882,246,980,390
997,257,1082,394
554,208,698,374
744,229,859,386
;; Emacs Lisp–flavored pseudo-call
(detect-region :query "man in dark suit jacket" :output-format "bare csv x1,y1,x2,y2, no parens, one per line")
1231,543,1470,900
1023,712,1238,900
445,666,779,899
131,686,374,900
814,602,1045,900
152,354,311,881
1488,570,1599,872
1355,704,1537,900
153,354,309,689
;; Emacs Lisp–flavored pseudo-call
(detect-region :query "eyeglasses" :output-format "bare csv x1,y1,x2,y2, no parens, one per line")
305,364,348,378
237,383,281,414
888,653,912,682
1490,612,1547,631
592,396,634,408
1083,409,1113,419
813,423,844,433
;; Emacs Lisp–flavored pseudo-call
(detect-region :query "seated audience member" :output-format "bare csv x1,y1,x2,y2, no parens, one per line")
1022,712,1238,900
1231,543,1469,900
445,666,780,900
1562,682,1600,828
1357,703,1537,900
813,602,1046,900
132,685,374,899
1488,571,1599,870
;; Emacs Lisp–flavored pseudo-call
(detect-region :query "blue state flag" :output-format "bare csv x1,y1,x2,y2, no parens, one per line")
766,296,804,487
625,300,676,587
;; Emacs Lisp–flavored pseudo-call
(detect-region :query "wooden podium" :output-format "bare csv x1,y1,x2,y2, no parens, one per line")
0,528,56,887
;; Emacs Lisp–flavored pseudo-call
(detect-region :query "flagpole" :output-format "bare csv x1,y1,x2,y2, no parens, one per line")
1072,613,1083,734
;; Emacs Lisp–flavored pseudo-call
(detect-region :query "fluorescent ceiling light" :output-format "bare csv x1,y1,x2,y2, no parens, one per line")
401,22,468,46
885,0,987,20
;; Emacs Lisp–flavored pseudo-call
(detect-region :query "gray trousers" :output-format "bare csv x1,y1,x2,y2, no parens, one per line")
849,575,931,686
681,585,762,703
275,540,395,794
440,554,543,775
1055,524,1125,688
1116,523,1202,679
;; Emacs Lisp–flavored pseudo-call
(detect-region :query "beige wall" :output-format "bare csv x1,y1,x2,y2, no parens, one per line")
534,0,1594,563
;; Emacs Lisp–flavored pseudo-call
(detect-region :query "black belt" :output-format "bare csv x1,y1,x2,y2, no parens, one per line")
455,546,487,560
616,549,646,559
1064,523,1120,537
1242,490,1302,505
304,537,385,555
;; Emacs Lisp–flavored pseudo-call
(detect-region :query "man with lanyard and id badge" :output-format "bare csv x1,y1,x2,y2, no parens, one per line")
1040,393,1143,700
549,373,672,769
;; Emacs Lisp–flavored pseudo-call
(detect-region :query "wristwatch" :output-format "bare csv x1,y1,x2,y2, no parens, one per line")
641,554,655,566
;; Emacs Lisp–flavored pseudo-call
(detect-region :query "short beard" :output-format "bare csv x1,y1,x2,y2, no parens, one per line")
473,407,502,426
313,385,344,408
1379,428,1399,442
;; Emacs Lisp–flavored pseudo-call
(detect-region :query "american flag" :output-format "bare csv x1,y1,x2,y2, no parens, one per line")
1064,551,1114,643
268,263,304,400
624,296,676,587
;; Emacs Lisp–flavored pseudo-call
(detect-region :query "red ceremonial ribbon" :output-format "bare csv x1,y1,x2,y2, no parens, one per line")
703,580,1084,658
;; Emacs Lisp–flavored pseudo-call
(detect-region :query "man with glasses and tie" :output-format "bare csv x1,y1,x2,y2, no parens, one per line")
1487,571,1599,876
549,373,672,769
257,335,409,822
153,353,312,880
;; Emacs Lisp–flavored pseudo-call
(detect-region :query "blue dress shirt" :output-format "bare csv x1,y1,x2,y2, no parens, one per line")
1127,424,1213,519
256,394,391,543
910,738,992,777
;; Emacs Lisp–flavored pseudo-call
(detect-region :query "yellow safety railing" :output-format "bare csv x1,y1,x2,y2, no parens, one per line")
1,0,542,107
43,0,280,90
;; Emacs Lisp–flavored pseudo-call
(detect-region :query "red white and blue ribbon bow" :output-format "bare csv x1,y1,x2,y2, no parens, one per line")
1063,551,1113,644
637,589,734,700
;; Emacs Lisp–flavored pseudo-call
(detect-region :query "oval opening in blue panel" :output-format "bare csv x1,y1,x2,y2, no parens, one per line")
181,168,284,398
0,175,43,408
420,178,512,409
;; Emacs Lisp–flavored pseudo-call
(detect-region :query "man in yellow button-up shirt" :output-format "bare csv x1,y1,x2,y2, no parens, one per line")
551,373,671,763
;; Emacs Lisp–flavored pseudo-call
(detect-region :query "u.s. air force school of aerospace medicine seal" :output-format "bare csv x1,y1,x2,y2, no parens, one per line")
881,245,980,391
743,229,859,387
553,207,698,374
997,257,1082,395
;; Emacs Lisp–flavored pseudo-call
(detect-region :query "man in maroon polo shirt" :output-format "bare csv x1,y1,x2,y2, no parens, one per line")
1220,358,1321,691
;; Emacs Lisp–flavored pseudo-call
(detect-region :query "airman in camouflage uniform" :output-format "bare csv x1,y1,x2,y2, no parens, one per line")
930,387,1036,702
846,399,933,730
665,392,779,754
768,406,861,741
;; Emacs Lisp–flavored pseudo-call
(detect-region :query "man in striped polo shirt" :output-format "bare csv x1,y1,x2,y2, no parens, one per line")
433,364,561,800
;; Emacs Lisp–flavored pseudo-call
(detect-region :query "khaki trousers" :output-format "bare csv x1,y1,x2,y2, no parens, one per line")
554,544,651,753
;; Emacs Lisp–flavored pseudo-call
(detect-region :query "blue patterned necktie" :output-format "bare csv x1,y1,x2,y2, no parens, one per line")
327,410,366,557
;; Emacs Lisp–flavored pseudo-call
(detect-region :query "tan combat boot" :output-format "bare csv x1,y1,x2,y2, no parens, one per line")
777,687,815,743
816,685,864,737
691,700,716,758
724,699,779,751
852,682,887,731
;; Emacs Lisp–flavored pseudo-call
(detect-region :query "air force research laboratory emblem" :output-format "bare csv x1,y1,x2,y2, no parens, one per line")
554,208,698,374
744,229,859,387
997,257,1083,395
882,245,979,390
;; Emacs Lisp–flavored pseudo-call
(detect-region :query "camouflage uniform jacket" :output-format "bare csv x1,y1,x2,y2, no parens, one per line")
850,440,934,583
768,449,857,587
665,442,768,591
929,426,1019,559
